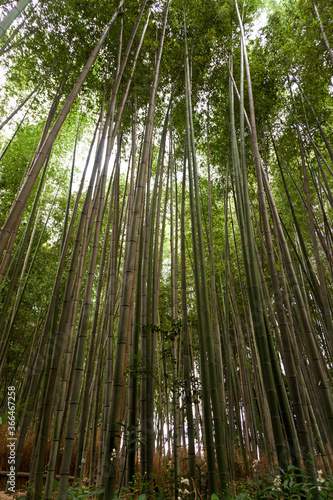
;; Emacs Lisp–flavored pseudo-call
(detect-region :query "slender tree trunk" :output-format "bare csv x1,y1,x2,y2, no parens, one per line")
0,0,124,265
0,0,32,40
312,1,333,65
181,158,196,496
103,3,170,496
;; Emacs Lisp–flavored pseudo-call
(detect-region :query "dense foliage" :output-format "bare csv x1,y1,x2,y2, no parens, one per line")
0,0,333,499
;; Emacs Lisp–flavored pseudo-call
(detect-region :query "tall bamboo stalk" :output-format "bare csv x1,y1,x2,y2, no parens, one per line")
0,0,124,265
103,3,170,496
0,0,32,39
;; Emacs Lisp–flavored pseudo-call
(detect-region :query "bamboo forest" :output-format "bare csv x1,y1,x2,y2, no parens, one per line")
1,0,333,498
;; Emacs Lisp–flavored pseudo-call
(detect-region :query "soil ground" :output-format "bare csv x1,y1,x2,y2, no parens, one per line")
0,491,26,499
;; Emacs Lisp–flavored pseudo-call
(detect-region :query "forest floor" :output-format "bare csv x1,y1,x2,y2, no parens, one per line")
0,492,26,499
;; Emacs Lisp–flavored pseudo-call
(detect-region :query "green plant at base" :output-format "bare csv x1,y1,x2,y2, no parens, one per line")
233,466,333,499
68,485,104,499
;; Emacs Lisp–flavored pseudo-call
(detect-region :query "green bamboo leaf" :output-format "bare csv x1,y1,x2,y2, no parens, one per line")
0,412,8,426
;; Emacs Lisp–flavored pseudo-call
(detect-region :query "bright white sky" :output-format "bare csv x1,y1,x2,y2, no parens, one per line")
249,10,268,40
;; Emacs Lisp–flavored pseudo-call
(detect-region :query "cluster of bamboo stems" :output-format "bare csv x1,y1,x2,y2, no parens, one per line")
0,0,333,499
